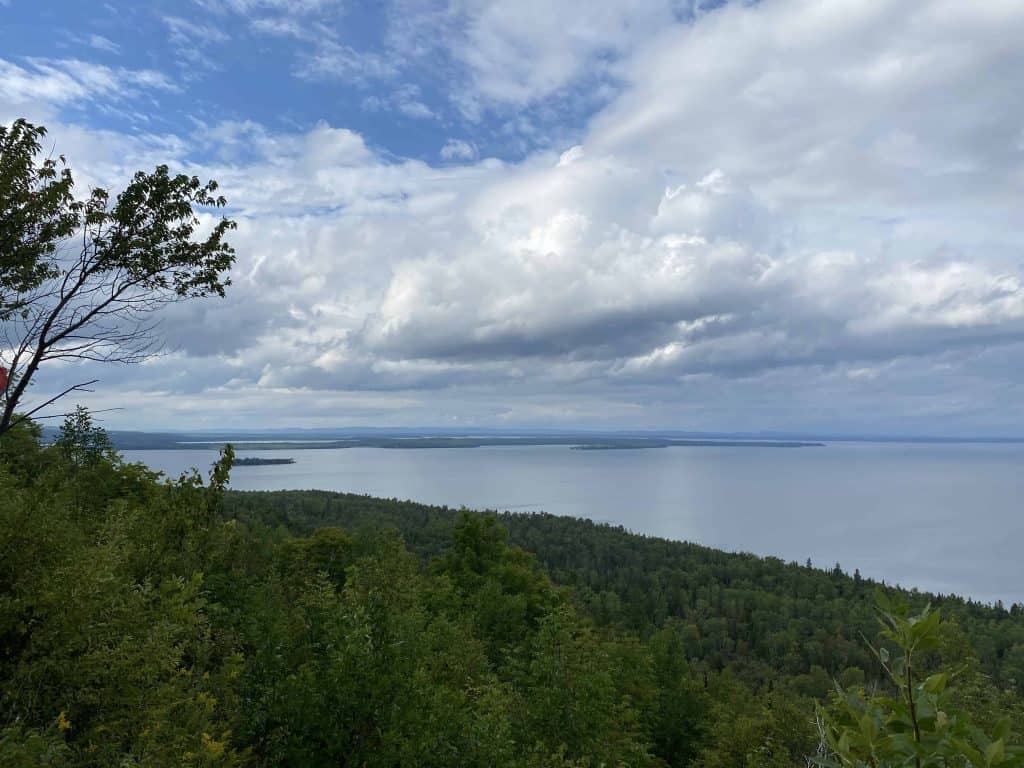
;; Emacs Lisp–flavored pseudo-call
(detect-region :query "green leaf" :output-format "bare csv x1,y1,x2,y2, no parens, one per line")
922,673,948,694
986,739,1005,766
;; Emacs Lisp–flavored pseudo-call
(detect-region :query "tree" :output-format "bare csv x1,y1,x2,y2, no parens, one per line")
54,405,115,468
0,118,235,436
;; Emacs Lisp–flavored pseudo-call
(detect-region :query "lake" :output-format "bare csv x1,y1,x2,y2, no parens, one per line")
123,442,1024,606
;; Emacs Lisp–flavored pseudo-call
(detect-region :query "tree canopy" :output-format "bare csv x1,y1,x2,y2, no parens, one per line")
0,118,235,435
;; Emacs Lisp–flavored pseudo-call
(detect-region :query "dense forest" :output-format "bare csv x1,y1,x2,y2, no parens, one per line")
2,411,1023,766
222,491,1024,700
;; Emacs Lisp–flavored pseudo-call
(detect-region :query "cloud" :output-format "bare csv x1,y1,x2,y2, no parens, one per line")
162,15,231,46
244,0,685,141
449,0,675,106
0,57,177,114
362,84,436,120
8,0,1024,433
249,16,310,39
61,32,122,55
89,34,121,54
296,39,401,84
440,139,476,161
387,0,682,115
193,0,342,14
589,0,1024,216
159,14,232,70
392,86,434,119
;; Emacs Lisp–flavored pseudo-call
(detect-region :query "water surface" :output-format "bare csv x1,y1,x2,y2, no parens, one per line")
123,443,1024,605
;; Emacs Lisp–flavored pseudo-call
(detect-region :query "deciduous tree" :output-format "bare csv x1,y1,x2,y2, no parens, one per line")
0,118,235,436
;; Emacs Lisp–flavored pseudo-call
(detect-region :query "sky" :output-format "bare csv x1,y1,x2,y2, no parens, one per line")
1,0,1023,435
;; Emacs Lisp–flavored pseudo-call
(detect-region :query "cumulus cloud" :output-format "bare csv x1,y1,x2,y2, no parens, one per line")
7,0,1024,433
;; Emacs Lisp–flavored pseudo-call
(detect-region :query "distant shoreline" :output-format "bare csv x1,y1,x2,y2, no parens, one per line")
70,427,1024,452
114,435,825,451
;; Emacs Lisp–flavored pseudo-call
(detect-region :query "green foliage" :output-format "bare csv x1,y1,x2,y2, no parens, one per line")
817,593,1024,767
436,512,560,662
54,406,115,466
239,532,519,767
222,490,1024,699
695,679,815,768
81,163,236,299
0,722,71,766
0,119,234,313
510,606,652,767
0,119,72,317
0,417,251,766
2,421,1022,766
647,625,709,766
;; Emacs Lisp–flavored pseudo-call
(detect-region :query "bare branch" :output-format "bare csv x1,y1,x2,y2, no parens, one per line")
27,406,123,422
6,379,100,432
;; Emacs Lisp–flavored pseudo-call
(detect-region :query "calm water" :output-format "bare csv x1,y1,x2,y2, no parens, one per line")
123,443,1024,605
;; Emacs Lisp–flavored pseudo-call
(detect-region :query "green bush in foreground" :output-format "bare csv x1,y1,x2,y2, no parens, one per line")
817,594,1024,767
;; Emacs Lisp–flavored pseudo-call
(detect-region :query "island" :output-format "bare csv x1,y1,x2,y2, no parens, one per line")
233,457,296,466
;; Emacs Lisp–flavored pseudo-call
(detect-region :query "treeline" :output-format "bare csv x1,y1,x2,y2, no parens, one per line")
1,414,1022,766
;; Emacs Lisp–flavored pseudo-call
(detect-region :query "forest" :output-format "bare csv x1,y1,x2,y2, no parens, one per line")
1,411,1023,766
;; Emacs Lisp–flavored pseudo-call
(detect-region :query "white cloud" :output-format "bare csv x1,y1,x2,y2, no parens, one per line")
296,39,400,83
440,139,476,161
160,14,232,70
301,121,374,167
389,0,682,112
193,0,342,14
362,84,436,120
62,33,122,55
89,35,121,54
11,0,1024,432
162,15,231,46
274,0,686,128
394,86,434,119
555,145,583,167
0,58,177,113
249,16,309,38
589,0,1024,217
